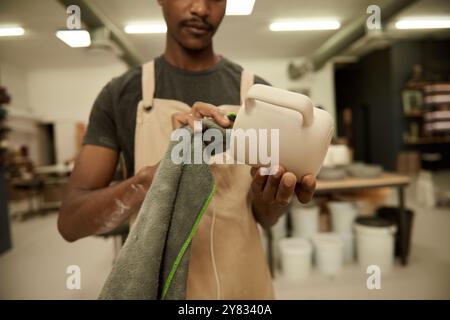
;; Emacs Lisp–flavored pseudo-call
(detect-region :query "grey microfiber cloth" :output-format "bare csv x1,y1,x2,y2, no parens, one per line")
98,119,228,300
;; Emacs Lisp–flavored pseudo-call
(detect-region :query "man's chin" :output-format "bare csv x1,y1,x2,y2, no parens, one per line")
181,39,212,51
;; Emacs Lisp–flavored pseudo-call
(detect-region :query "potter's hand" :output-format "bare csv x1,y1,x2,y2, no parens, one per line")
171,102,231,129
250,165,316,229
134,164,160,196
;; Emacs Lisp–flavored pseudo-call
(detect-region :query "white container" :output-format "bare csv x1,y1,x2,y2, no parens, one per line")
271,213,288,270
279,238,312,281
340,232,355,264
230,84,334,179
290,203,319,239
355,223,397,273
272,211,288,240
313,233,344,276
416,170,436,208
323,144,351,167
329,201,357,234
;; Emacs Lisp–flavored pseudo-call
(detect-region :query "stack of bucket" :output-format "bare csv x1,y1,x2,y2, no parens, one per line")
328,201,357,264
279,199,348,279
278,199,316,280
278,199,398,281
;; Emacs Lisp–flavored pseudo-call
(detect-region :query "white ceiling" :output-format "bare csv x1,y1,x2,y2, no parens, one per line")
91,0,382,60
0,0,449,70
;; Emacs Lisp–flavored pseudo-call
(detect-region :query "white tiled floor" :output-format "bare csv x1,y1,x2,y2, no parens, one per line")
0,179,449,300
0,212,114,299
273,246,450,299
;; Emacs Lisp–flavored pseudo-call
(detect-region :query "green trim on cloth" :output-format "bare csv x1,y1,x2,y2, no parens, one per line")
98,120,227,300
161,183,216,299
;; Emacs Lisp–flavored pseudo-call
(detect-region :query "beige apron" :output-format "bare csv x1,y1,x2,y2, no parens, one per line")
133,60,274,300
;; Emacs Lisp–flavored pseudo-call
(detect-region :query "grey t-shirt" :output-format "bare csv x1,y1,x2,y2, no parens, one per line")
83,55,269,177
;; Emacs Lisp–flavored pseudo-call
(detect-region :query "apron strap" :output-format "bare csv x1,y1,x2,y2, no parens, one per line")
240,69,254,105
142,60,155,109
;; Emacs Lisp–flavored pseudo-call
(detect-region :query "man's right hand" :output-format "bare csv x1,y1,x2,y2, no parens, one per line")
171,101,231,129
133,163,160,200
58,145,159,242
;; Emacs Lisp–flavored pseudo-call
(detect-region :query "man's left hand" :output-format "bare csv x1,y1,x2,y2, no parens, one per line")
250,165,316,229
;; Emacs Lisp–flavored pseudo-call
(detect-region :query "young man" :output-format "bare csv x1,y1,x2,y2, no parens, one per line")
58,0,316,299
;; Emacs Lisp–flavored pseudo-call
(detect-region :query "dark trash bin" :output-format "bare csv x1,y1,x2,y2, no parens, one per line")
376,206,414,259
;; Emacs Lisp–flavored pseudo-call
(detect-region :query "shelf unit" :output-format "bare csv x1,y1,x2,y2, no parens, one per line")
404,135,450,145
403,110,426,118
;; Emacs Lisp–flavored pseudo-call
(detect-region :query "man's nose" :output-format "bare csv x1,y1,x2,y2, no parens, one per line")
190,0,210,17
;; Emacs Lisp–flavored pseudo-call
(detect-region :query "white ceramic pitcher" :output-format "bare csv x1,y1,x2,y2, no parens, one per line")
230,84,334,179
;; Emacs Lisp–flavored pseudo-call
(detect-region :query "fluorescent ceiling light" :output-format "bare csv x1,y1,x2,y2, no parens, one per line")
0,27,25,37
270,20,341,31
56,30,91,48
124,23,167,34
226,0,255,16
395,18,450,29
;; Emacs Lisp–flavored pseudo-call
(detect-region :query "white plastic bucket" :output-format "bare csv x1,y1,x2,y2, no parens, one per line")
272,212,288,239
329,201,357,233
313,233,344,276
279,238,313,281
272,213,288,270
355,222,397,273
290,203,319,238
340,232,355,264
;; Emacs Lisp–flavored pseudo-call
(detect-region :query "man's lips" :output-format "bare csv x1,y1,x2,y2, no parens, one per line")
182,21,212,35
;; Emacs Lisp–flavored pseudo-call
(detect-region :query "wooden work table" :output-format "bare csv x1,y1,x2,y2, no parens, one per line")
316,173,410,193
